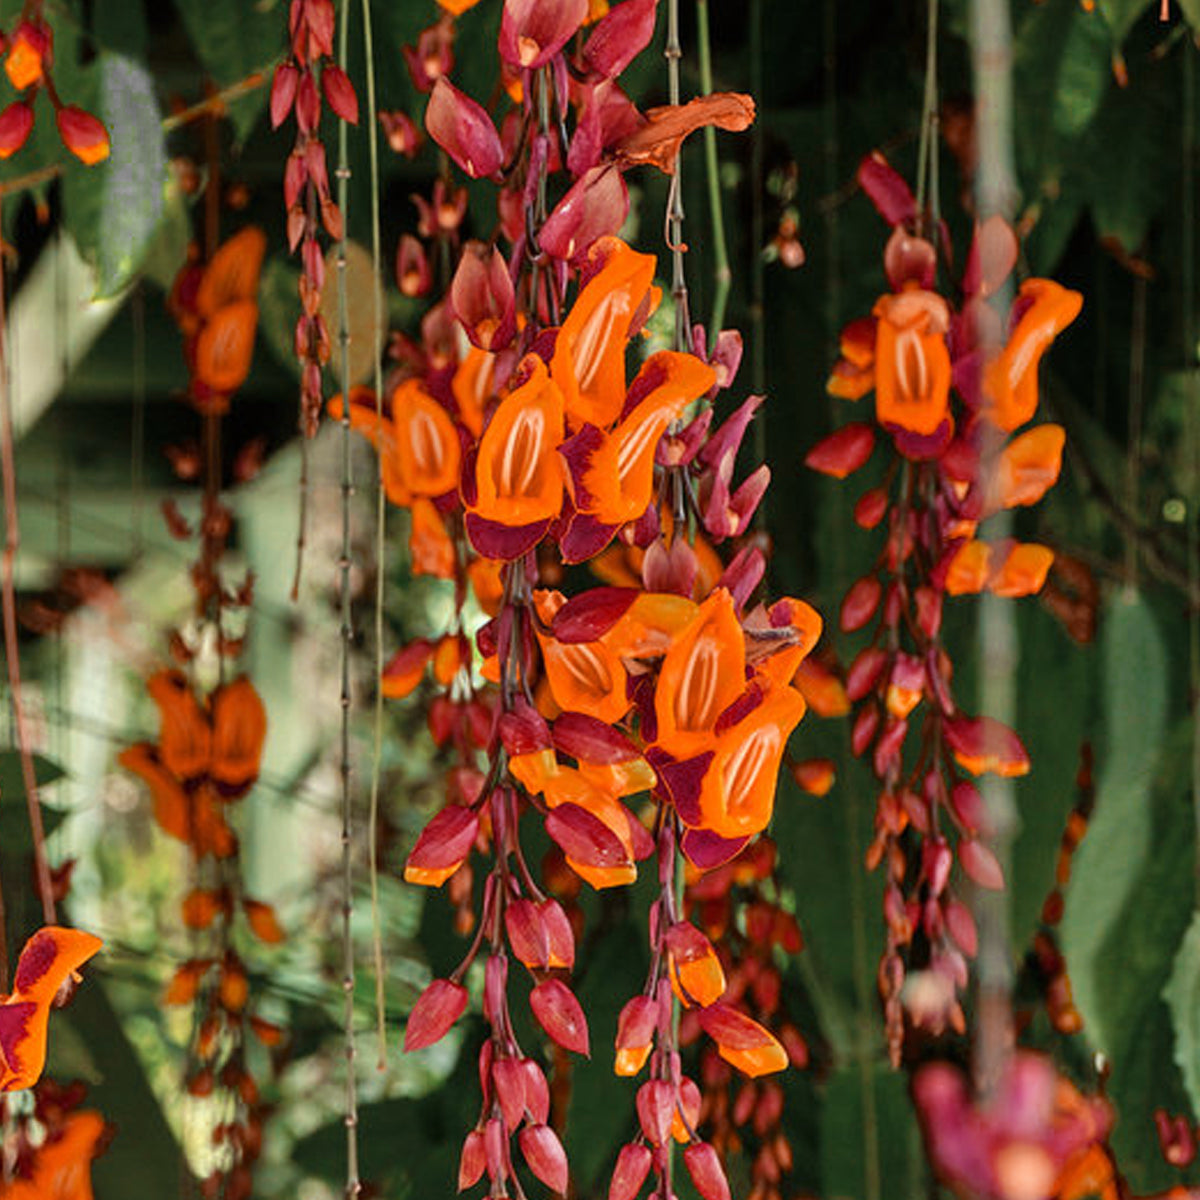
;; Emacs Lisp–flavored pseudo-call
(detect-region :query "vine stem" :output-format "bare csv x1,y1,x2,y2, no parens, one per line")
968,0,1019,1098
695,0,731,344
0,195,56,929
665,0,692,353
359,0,390,1071
915,0,940,228
1182,44,1200,909
335,0,361,1194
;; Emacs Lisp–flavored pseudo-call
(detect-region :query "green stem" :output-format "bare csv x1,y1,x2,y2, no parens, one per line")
336,0,361,1194
1183,44,1200,909
695,0,731,344
915,0,940,229
359,0,390,1073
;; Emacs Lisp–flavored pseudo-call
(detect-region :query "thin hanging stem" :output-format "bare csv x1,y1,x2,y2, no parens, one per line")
968,0,1019,1098
695,0,731,344
335,0,361,1193
0,198,56,928
915,0,940,228
359,0,390,1071
665,0,692,353
1182,43,1200,908
1126,275,1147,587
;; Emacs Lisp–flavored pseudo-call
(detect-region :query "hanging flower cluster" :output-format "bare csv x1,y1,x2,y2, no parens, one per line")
270,0,359,435
327,1,816,1197
0,3,109,164
682,839,809,1200
168,228,268,417
118,217,282,1200
808,152,1082,1065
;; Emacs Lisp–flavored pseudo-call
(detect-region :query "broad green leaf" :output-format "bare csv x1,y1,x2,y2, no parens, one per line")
820,1063,921,1200
170,0,285,142
1166,911,1200,1123
62,55,168,298
1053,4,1115,137
1097,0,1155,44
66,977,184,1199
1061,589,1168,1057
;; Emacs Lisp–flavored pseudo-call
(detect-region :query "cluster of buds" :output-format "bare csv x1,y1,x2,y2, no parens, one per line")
0,5,109,165
320,1,825,1194
270,0,359,434
807,152,1082,1064
683,839,809,1200
0,1078,109,1195
120,670,281,1199
914,1053,1112,1200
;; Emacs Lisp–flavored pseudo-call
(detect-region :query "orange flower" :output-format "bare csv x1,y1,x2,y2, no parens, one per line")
982,279,1083,432
698,1003,789,1077
563,351,715,526
451,344,496,437
826,317,877,400
694,683,807,839
551,238,658,430
467,356,566,558
534,590,631,723
791,658,850,717
654,589,746,758
988,543,1054,598
988,423,1066,512
943,540,992,596
196,228,268,320
209,677,267,791
0,928,102,1093
0,1109,106,1199
409,497,456,578
873,289,951,435
393,379,463,497
666,924,727,1007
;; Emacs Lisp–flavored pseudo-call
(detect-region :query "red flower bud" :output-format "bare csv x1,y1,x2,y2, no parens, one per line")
321,62,359,124
499,0,588,69
493,1058,527,1131
404,804,479,887
450,241,516,351
539,163,630,262
684,1143,731,1200
519,1124,569,1193
805,422,875,479
530,978,590,1056
944,898,978,957
295,70,321,134
850,702,879,758
846,646,888,702
270,62,299,128
0,101,34,160
396,234,431,297
404,978,469,1051
854,486,889,529
959,838,1005,890
380,109,422,156
609,1143,653,1200
505,898,550,968
840,575,881,633
584,0,658,78
459,1130,486,1191
521,1058,551,1124
56,106,110,166
636,1079,675,1145
425,77,503,180
545,803,632,872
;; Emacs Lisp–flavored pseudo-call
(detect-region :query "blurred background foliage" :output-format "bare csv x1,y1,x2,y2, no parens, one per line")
0,0,1199,1197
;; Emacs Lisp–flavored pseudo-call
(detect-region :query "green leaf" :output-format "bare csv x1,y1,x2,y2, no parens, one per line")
171,0,285,142
1097,0,1154,45
1053,4,1116,137
62,55,169,298
1061,589,1168,1057
1165,912,1200,1121
65,977,184,1199
820,1063,921,1200
94,0,148,59
0,752,67,851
